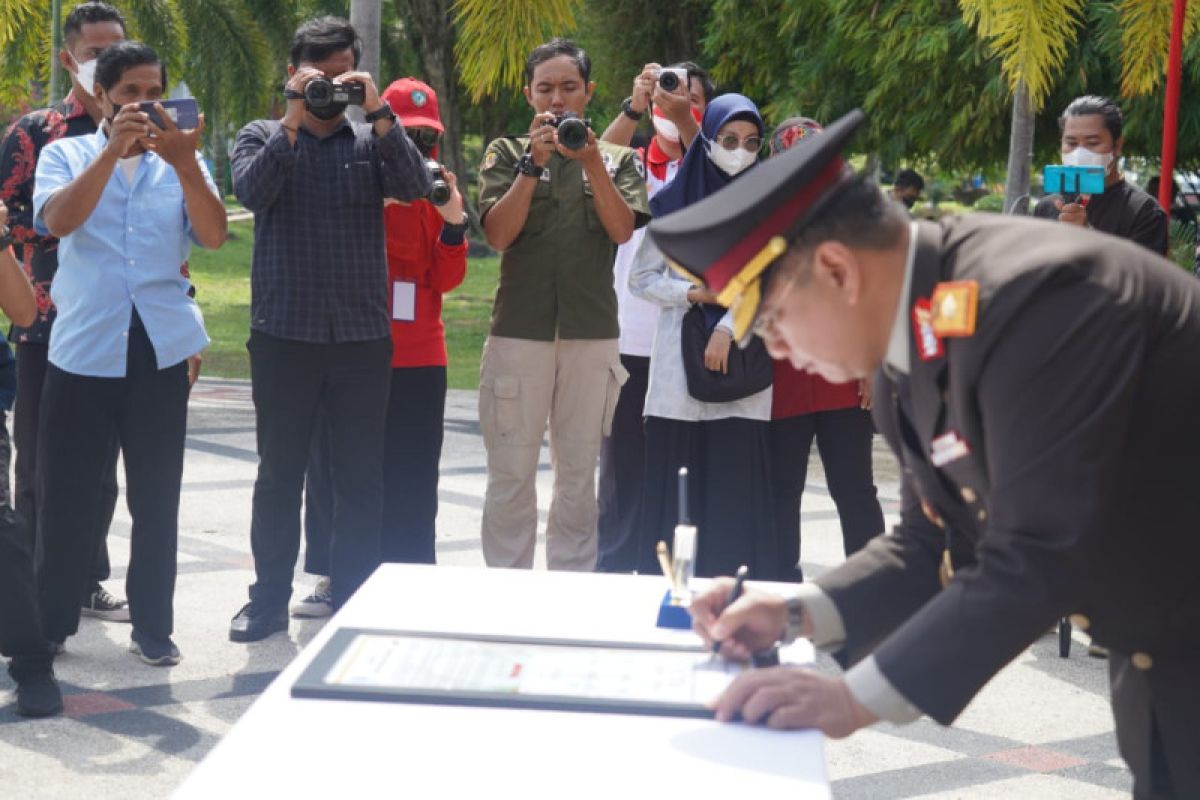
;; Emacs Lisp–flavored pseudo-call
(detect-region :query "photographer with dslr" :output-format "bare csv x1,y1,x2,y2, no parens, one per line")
294,78,466,616
477,38,650,571
229,17,430,641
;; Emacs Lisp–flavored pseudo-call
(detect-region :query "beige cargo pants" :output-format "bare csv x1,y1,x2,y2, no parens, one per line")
478,336,628,570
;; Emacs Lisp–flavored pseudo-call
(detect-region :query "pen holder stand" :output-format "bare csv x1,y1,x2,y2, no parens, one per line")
655,590,693,630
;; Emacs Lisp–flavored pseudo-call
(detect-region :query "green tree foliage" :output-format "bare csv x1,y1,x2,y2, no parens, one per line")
705,0,1200,173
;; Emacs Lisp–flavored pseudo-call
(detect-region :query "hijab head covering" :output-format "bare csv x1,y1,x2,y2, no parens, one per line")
649,93,763,218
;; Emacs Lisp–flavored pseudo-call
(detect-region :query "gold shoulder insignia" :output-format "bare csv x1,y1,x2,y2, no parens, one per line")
930,280,978,338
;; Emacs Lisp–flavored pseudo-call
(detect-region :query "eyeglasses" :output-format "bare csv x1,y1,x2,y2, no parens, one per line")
751,268,803,339
406,128,440,148
715,133,763,153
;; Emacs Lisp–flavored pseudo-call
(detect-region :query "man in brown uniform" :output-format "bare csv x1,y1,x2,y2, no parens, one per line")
658,110,1200,798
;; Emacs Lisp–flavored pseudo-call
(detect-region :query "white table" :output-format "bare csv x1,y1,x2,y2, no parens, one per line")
175,565,829,798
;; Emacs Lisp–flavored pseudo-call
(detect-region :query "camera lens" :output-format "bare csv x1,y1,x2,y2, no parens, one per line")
658,70,681,92
304,77,332,108
557,118,588,151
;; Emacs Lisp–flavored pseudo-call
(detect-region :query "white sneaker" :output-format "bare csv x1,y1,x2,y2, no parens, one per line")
290,577,333,618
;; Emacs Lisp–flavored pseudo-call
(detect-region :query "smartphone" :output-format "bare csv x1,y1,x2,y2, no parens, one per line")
1043,164,1105,202
139,98,200,130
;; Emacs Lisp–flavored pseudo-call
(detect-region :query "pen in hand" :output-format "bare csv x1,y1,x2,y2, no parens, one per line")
710,565,749,658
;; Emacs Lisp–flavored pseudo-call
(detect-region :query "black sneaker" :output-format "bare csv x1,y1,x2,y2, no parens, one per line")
81,586,131,622
14,671,63,718
129,632,181,666
229,602,288,643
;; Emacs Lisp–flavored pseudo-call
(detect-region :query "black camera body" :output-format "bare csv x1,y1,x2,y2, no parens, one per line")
425,159,452,206
304,77,366,109
549,111,591,151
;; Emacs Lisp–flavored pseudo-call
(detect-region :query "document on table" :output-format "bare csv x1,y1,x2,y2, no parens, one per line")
292,628,745,717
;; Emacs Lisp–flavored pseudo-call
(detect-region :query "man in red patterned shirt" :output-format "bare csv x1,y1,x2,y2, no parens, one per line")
0,2,129,621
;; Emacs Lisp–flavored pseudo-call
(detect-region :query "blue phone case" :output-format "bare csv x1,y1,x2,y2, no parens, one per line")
1043,165,1106,197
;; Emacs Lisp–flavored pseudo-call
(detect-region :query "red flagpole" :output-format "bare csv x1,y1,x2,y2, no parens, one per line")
1160,0,1187,214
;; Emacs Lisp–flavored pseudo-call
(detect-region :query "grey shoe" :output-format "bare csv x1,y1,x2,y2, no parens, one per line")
290,577,333,619
130,633,181,667
82,586,131,622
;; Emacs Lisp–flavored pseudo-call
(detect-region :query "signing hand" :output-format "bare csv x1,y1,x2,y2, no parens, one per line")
1054,197,1089,227
712,668,879,738
705,328,732,374
528,112,558,167
691,578,789,661
105,103,150,159
436,168,466,225
687,285,720,305
143,103,204,169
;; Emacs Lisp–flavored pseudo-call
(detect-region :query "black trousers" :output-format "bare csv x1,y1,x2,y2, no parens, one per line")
596,354,650,572
305,365,446,573
636,416,777,580
770,408,884,582
37,325,189,643
14,341,119,593
0,506,52,678
247,331,391,611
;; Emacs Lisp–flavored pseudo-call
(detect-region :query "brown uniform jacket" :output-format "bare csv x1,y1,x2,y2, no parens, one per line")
815,215,1200,787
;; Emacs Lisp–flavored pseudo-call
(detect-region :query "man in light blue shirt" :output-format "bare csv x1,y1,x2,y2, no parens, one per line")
31,40,226,667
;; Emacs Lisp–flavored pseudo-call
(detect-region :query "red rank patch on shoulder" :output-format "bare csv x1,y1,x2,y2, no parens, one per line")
912,298,943,361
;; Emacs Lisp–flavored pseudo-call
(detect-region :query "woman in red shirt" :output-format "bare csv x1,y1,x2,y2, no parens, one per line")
294,79,467,617
767,118,884,583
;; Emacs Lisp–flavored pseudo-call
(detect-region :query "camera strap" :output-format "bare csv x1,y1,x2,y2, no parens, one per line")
283,89,305,101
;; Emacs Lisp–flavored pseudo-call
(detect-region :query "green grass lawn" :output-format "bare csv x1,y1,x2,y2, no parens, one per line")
187,219,499,389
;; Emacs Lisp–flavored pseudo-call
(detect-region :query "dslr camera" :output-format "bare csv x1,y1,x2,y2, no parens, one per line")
549,111,591,151
425,159,452,206
304,76,366,109
656,67,688,93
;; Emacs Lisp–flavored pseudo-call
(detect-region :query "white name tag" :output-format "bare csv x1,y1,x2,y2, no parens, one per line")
392,281,416,322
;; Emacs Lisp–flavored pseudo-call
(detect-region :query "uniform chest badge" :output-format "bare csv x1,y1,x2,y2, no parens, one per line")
930,430,971,467
482,150,499,171
912,298,943,361
930,280,978,338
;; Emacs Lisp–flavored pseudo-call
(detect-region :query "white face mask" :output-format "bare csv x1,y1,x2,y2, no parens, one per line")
707,138,758,176
653,115,680,143
1062,146,1113,170
71,54,98,98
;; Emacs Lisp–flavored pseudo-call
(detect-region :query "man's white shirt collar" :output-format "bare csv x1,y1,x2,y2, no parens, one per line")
884,222,919,376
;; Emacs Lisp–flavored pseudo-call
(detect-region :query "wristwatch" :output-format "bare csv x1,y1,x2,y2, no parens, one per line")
780,596,806,644
621,96,645,121
515,153,544,179
364,101,396,124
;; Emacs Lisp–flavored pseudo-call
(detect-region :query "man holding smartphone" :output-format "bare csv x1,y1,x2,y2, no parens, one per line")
0,1,130,624
33,40,224,666
229,16,430,642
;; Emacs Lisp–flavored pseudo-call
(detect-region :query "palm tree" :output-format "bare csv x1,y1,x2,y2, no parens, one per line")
452,0,581,101
959,0,1087,213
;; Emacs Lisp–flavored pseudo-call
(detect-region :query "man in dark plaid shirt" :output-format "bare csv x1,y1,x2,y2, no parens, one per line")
228,16,430,642
0,1,129,623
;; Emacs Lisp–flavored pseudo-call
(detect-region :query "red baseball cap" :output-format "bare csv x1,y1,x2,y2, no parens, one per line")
381,77,443,132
